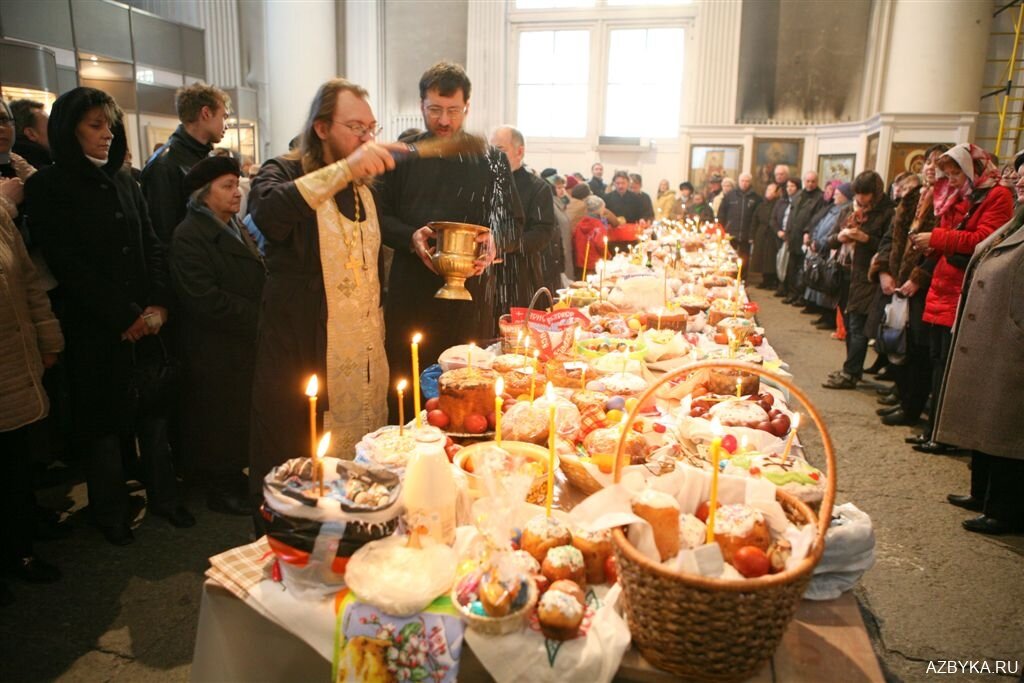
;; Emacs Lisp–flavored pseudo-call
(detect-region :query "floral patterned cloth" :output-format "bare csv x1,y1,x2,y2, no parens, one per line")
334,590,464,683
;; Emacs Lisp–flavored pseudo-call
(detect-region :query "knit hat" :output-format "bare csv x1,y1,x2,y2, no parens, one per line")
583,195,605,216
184,155,241,196
566,175,579,189
540,167,557,179
835,182,853,201
571,183,592,200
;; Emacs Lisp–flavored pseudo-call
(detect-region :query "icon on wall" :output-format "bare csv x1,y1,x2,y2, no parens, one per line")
817,154,856,183
752,138,803,194
689,145,743,190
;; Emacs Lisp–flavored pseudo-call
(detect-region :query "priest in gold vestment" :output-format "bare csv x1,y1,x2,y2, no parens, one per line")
247,79,405,514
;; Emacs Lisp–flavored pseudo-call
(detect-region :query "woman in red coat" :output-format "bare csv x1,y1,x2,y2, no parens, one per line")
910,143,1013,453
573,195,609,279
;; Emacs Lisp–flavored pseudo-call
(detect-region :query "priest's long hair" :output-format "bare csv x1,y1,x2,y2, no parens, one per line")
292,78,370,174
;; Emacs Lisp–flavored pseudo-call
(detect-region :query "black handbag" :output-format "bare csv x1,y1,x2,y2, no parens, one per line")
128,335,182,416
804,251,843,296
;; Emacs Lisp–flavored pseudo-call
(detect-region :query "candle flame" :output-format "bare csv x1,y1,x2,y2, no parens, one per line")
603,236,608,245
396,379,407,392
792,413,801,431
317,431,331,459
710,415,723,436
305,374,318,397
412,332,422,345
495,377,505,397
533,349,539,358
545,381,555,402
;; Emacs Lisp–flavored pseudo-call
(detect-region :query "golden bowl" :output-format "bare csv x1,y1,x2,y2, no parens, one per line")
429,221,490,301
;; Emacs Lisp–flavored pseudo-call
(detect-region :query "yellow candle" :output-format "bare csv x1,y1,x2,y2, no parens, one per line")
411,333,422,427
706,417,723,543
580,365,587,391
396,379,407,436
598,259,605,302
736,376,743,399
495,377,505,446
781,413,801,460
657,309,663,331
305,375,318,462
581,239,591,282
603,236,609,263
467,341,475,370
316,431,331,497
529,349,540,403
545,382,556,517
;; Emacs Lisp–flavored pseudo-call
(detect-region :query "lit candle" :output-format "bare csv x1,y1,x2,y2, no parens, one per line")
580,365,587,391
736,376,743,399
734,258,743,314
545,382,556,517
582,239,591,282
603,235,609,264
467,341,476,370
706,417,723,543
305,375,318,462
657,309,663,331
396,379,407,436
495,377,505,446
316,431,331,496
781,413,801,460
727,329,737,359
529,349,540,403
411,333,422,427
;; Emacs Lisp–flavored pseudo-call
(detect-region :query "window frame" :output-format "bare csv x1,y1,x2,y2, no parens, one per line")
507,1,695,145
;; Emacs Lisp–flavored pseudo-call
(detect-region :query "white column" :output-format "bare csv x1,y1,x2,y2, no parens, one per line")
465,0,508,135
688,0,741,126
880,0,992,114
264,0,337,153
345,0,386,119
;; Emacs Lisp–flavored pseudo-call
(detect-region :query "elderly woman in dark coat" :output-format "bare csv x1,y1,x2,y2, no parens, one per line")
935,165,1024,535
169,156,266,516
25,87,190,545
749,182,780,289
822,171,894,389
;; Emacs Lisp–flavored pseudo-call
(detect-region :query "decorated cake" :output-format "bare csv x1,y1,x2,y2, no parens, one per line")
438,367,499,432
723,452,826,505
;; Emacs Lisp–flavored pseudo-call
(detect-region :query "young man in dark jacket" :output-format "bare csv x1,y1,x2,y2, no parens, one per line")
141,82,230,246
718,172,761,263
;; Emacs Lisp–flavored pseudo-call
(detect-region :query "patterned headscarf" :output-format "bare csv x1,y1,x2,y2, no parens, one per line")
932,143,999,216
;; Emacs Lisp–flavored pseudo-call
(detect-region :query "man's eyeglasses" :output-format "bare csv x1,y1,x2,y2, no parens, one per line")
0,116,13,127
423,106,466,120
335,121,382,138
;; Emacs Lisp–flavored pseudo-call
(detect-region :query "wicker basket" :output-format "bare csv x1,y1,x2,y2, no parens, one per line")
611,360,836,682
451,577,538,635
498,288,553,354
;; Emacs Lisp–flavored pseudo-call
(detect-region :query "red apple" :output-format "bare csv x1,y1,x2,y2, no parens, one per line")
755,420,773,434
721,434,738,454
427,409,450,429
445,444,461,463
425,397,440,411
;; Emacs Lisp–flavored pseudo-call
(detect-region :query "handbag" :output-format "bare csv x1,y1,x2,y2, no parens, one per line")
875,294,909,364
775,241,790,278
128,334,182,416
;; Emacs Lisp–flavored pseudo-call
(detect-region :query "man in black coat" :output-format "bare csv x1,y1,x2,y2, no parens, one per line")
588,162,606,197
491,125,556,296
604,170,646,223
629,174,655,222
718,172,762,264
10,99,51,169
141,82,230,245
783,171,824,303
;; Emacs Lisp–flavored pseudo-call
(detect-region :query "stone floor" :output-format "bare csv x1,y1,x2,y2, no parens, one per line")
1,292,1022,683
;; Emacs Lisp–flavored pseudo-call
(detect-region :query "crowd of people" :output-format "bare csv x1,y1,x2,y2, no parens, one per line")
2,61,1023,606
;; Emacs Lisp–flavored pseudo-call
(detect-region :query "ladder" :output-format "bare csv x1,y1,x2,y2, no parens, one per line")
980,0,1024,161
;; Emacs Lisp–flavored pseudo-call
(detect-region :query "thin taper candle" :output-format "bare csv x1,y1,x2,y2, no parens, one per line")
411,333,422,427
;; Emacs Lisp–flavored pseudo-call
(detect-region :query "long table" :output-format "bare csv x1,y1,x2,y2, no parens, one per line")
191,578,884,682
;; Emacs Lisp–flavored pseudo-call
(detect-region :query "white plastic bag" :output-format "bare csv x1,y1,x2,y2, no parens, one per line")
805,503,875,600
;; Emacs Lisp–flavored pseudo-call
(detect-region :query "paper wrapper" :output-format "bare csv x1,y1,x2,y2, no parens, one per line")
464,583,631,683
567,467,815,577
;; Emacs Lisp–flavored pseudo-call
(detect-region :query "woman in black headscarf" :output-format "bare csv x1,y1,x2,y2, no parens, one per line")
25,88,192,545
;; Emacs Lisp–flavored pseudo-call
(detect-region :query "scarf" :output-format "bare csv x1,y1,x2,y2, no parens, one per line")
932,143,999,216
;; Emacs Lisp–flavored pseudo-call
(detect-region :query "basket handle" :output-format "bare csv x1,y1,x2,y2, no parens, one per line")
613,359,836,551
528,287,554,314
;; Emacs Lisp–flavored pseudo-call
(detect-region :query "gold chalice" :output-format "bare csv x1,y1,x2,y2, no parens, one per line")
429,221,490,301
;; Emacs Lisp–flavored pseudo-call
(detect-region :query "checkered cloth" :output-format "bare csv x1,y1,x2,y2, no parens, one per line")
206,536,274,601
579,405,608,436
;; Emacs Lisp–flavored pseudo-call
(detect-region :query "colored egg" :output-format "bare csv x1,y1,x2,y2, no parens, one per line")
624,397,640,413
605,409,624,424
605,396,626,411
469,600,487,616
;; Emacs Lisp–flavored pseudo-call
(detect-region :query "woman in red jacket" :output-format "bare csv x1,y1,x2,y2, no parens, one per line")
573,195,609,279
910,143,1013,453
